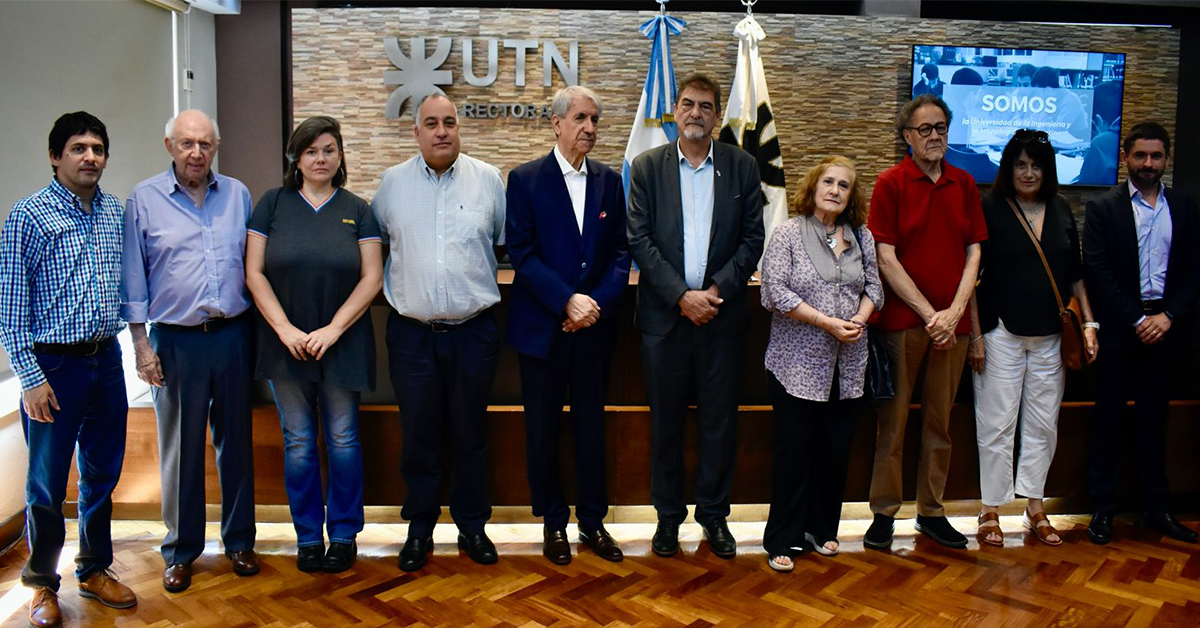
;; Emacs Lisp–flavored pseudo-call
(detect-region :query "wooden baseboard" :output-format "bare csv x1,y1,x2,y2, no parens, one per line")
0,510,26,555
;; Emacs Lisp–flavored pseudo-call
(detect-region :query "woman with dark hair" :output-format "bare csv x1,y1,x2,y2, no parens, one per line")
761,156,884,571
245,116,383,572
968,129,1098,547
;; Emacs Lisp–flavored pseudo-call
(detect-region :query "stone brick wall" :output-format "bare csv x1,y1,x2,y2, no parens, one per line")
291,8,1178,211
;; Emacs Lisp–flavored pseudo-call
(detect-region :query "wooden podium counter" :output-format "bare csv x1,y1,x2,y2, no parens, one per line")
80,272,1200,514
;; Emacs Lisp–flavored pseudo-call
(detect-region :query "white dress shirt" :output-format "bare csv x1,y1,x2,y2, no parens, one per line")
553,145,588,234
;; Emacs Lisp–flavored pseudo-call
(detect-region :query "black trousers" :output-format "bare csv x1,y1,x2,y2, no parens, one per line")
642,320,743,526
518,332,611,531
763,370,861,556
1089,323,1179,515
387,310,498,538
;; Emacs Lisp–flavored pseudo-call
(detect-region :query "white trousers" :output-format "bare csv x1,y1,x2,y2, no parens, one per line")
972,320,1065,506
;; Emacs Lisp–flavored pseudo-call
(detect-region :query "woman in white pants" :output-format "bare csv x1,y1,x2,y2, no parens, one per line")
967,129,1098,547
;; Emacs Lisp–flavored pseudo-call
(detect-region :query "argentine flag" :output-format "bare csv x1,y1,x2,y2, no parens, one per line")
622,13,685,198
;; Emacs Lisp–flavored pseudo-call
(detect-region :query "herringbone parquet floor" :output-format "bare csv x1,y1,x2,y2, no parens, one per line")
2,515,1199,627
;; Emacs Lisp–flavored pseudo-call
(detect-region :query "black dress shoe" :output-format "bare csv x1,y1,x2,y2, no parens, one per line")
579,526,624,562
1143,512,1200,543
297,544,325,573
225,549,260,576
163,563,192,593
543,528,572,565
914,515,968,549
1088,513,1114,545
864,514,895,550
323,541,357,573
399,536,434,572
457,532,499,565
652,522,680,557
700,518,737,558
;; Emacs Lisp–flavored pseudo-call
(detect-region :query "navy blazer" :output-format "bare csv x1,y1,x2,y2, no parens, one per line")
505,150,631,359
1083,182,1200,328
626,141,765,336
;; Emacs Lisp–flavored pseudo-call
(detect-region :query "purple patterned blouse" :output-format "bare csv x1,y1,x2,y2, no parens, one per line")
761,217,884,401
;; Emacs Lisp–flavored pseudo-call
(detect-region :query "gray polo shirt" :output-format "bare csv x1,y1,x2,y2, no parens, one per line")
371,153,506,323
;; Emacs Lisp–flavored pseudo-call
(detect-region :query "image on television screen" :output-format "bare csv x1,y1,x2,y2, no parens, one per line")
911,45,1126,186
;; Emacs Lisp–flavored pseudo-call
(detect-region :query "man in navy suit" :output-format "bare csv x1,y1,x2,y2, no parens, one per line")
1084,121,1200,544
506,85,631,565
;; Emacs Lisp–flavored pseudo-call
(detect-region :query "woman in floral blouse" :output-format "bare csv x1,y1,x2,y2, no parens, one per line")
760,156,884,571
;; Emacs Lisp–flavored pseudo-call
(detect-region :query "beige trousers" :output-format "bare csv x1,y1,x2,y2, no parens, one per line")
869,328,969,518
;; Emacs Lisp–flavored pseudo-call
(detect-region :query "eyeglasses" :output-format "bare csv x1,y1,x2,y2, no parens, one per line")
904,122,948,137
1014,128,1051,143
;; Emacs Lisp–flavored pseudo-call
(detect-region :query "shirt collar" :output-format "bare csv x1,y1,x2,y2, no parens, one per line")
1128,179,1165,203
166,164,218,193
677,139,714,169
901,154,957,183
553,145,588,176
418,154,459,181
47,177,94,209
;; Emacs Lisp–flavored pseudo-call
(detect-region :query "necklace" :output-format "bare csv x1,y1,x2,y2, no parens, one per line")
1016,198,1044,231
824,225,839,250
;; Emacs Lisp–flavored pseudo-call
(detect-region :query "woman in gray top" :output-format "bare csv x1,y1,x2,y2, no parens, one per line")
245,116,383,573
760,156,884,571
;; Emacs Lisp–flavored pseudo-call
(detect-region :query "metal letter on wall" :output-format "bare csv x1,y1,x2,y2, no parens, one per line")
463,38,499,86
542,40,578,87
503,39,539,87
383,36,453,119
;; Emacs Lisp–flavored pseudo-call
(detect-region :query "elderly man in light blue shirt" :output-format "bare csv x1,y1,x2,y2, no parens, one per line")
121,109,259,593
371,93,506,573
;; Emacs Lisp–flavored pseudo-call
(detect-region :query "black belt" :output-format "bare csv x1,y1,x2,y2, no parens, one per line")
34,336,115,357
154,313,243,333
399,315,464,333
1142,299,1165,314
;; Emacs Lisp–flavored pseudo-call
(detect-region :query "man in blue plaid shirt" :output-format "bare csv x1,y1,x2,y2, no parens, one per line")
0,112,136,628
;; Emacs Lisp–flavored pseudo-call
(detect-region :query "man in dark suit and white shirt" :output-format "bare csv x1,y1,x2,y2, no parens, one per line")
627,73,765,559
506,85,631,565
1084,121,1200,544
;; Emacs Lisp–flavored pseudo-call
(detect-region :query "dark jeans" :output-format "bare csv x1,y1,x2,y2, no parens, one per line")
641,320,742,526
151,316,256,565
270,379,364,547
1089,324,1179,515
518,331,611,531
387,310,498,538
763,370,861,557
21,341,127,591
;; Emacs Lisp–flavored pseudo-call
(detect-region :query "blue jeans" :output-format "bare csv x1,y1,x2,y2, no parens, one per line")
269,379,364,546
21,341,127,591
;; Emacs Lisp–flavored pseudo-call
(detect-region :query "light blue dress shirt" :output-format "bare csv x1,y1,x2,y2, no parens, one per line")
1129,180,1172,301
121,166,254,326
678,140,715,290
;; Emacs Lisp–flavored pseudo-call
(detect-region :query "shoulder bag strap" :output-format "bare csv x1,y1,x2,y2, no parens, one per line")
1005,197,1066,314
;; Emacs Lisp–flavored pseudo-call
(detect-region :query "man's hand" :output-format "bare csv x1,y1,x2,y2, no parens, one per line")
967,336,985,374
1136,313,1171,345
678,287,722,326
925,307,963,346
305,325,344,360
564,294,600,332
133,337,164,387
278,325,311,361
22,382,59,423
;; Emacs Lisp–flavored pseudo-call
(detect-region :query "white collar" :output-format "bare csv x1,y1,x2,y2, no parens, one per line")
676,139,714,166
553,145,588,176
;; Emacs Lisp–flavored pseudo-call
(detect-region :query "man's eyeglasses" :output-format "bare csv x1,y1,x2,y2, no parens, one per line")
1014,128,1051,144
904,122,949,137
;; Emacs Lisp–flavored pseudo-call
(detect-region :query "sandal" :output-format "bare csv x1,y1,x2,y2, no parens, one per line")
1024,510,1063,546
804,532,839,556
768,555,794,572
976,511,1004,547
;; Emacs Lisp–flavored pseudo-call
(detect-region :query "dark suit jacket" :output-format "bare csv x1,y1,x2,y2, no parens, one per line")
505,150,631,359
626,141,765,336
1083,182,1200,328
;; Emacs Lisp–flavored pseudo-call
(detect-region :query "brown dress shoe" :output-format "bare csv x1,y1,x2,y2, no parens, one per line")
225,549,260,576
78,570,137,608
29,586,61,628
163,563,192,593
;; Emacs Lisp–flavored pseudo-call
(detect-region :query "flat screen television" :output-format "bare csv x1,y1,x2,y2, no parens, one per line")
911,45,1126,186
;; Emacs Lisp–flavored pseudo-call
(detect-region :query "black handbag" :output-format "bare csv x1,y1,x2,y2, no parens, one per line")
852,227,895,402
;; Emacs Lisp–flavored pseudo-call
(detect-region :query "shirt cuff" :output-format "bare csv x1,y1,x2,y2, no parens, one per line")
121,301,149,324
14,357,47,392
1134,315,1147,327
